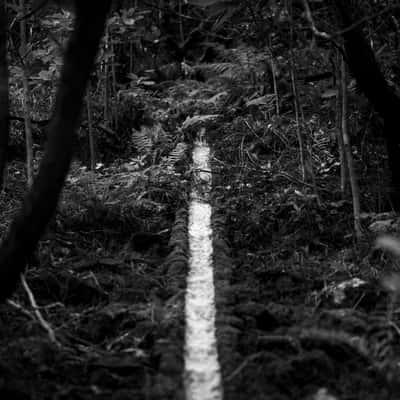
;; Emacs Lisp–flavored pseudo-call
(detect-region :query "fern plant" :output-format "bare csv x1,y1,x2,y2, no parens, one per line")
165,142,188,166
131,123,174,165
195,44,274,86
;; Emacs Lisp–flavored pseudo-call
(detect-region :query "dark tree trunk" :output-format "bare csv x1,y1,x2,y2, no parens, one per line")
335,0,400,208
0,1,110,302
0,2,9,190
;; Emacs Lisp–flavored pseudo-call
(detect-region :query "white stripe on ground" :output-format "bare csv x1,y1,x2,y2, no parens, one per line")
184,137,223,400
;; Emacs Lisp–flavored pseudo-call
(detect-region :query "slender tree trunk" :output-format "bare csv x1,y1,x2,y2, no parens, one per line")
19,0,34,187
110,37,118,130
0,1,9,190
336,51,347,193
306,129,322,206
178,0,184,48
86,85,96,170
267,38,279,116
291,72,305,180
129,41,134,73
340,58,361,238
0,1,110,302
103,24,110,125
271,61,279,116
111,39,117,96
288,1,306,179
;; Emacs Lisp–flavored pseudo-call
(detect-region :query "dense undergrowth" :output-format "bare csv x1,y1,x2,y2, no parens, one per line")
207,80,400,399
0,117,191,398
1,37,400,400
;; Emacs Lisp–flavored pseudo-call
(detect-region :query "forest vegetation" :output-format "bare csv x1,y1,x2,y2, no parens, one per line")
1,0,400,399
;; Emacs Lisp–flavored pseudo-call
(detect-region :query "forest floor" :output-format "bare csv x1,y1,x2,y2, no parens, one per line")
1,78,400,400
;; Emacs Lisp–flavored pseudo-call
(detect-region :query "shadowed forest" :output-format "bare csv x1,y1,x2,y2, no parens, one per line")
1,0,400,399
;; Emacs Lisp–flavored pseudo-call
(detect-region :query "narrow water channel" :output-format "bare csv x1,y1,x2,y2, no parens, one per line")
184,136,223,400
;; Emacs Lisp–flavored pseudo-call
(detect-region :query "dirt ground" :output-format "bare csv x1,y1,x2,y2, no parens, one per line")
209,123,400,400
1,80,400,400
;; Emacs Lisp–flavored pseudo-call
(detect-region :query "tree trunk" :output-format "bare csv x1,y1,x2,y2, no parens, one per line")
0,1,110,303
336,50,347,193
267,38,279,116
103,24,110,124
0,1,9,190
335,0,400,209
86,85,96,171
288,1,306,180
19,0,34,187
111,36,118,130
340,57,361,238
129,41,134,73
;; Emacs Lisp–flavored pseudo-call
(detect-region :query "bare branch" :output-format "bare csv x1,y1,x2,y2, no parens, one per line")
302,0,331,40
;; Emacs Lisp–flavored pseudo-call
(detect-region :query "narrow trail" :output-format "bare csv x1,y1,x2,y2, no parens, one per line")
184,133,223,400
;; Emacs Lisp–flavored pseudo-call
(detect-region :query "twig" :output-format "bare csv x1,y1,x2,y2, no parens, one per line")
301,0,343,55
7,299,35,320
21,274,60,346
226,352,266,382
194,168,222,175
302,0,331,40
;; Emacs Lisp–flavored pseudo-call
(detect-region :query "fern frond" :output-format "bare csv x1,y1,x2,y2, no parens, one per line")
167,142,188,165
246,94,275,108
131,123,171,156
132,128,153,154
195,45,271,84
182,114,219,130
229,45,258,67
194,62,239,79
